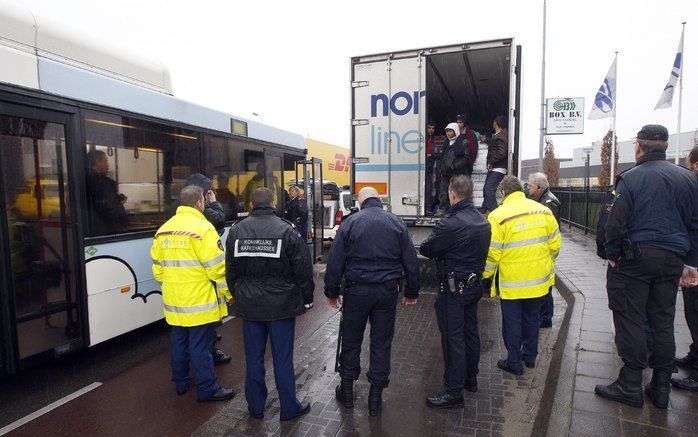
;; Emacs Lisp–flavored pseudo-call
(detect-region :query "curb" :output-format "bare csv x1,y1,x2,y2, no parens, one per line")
531,271,583,437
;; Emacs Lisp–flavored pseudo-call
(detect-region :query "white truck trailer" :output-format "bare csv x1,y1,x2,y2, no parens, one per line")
350,39,522,244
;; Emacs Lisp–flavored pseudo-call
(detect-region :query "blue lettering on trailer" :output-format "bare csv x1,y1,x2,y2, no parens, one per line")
370,90,426,117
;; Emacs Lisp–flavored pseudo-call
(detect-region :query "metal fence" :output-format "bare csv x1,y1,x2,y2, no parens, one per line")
551,186,610,235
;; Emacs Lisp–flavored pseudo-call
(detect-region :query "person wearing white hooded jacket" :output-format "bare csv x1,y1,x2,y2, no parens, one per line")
436,122,471,216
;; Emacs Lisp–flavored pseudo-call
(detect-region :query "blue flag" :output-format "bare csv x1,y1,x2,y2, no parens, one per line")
655,29,684,110
588,58,617,120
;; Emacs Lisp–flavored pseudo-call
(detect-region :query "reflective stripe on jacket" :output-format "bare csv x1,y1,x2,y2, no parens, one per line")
483,191,561,300
151,206,232,327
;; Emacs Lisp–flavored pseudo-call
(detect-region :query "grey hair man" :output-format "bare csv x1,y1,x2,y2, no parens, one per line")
527,172,562,329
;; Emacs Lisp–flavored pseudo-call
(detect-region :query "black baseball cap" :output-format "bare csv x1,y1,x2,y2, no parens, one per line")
636,124,669,141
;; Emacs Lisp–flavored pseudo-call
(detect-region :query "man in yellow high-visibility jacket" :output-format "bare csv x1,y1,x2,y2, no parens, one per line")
151,185,235,402
483,175,561,376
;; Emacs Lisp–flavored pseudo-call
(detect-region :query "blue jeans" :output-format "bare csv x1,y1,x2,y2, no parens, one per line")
170,323,220,399
501,296,544,372
482,171,505,213
243,318,302,419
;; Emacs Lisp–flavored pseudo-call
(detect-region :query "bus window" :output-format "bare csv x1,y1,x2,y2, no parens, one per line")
204,135,264,218
83,111,200,236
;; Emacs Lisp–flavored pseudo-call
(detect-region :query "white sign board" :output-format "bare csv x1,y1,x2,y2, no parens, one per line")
546,98,584,135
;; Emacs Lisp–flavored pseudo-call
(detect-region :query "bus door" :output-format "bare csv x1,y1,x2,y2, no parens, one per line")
295,158,323,262
0,103,81,373
264,151,285,217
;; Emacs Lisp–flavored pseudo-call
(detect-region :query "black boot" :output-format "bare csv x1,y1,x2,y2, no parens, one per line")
595,367,644,407
674,354,698,369
426,392,464,408
335,378,354,408
671,371,698,392
645,370,671,409
368,385,382,416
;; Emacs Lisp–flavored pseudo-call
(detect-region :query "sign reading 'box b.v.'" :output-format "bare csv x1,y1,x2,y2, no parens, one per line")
546,97,584,135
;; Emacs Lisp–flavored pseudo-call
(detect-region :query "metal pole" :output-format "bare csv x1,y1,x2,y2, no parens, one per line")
675,22,686,165
584,152,590,234
538,0,547,171
610,51,618,183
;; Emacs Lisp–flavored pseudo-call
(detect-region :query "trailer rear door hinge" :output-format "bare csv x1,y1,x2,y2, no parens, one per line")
351,81,369,88
351,119,369,126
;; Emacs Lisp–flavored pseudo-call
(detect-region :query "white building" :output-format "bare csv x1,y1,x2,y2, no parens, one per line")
558,130,697,187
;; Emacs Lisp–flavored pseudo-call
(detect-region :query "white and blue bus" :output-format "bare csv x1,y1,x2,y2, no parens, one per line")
0,2,322,376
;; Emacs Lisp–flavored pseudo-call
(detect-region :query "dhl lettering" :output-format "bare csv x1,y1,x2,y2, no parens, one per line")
328,153,350,173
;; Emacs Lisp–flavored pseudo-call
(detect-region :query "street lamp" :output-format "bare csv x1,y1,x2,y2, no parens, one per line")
582,147,594,234
251,112,263,123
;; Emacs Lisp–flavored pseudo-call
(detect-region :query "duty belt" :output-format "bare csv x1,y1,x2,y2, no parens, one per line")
346,279,399,289
440,273,481,295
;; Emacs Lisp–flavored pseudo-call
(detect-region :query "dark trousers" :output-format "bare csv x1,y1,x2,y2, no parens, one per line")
170,323,220,398
435,287,482,394
482,170,505,213
606,245,684,373
339,283,398,388
500,296,544,372
243,318,302,418
438,175,452,209
540,287,554,325
684,286,698,362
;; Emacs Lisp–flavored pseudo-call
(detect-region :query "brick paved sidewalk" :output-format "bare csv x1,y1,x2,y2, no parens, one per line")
550,231,698,437
193,283,566,437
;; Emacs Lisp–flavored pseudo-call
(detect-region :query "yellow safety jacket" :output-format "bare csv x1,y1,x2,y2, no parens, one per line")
151,206,232,327
483,191,561,300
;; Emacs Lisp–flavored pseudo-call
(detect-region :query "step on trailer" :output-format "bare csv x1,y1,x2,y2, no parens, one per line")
350,39,522,244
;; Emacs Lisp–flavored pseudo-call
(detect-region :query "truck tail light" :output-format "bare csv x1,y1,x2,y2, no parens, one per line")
335,210,344,226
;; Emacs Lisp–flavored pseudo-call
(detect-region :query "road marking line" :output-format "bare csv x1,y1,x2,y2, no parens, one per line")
222,316,234,323
0,382,102,436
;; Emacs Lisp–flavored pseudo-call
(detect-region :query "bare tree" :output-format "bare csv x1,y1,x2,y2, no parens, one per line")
598,129,619,187
543,137,559,186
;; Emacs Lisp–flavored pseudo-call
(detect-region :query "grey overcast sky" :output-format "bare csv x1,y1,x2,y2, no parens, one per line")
12,0,698,158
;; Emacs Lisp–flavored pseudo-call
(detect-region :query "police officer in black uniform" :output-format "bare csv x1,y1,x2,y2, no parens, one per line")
595,125,698,409
226,187,314,421
419,175,490,408
325,186,420,416
527,172,561,328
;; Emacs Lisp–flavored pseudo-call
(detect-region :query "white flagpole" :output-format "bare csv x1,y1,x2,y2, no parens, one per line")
610,51,618,184
675,22,686,165
538,0,547,171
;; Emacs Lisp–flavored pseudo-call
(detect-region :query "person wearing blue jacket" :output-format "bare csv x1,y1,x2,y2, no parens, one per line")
324,186,420,416
596,125,698,409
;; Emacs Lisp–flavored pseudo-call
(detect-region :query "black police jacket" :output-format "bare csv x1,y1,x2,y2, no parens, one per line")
168,200,226,235
284,196,308,233
535,188,561,224
604,151,698,266
595,190,615,259
225,206,314,321
324,197,420,299
419,199,491,279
